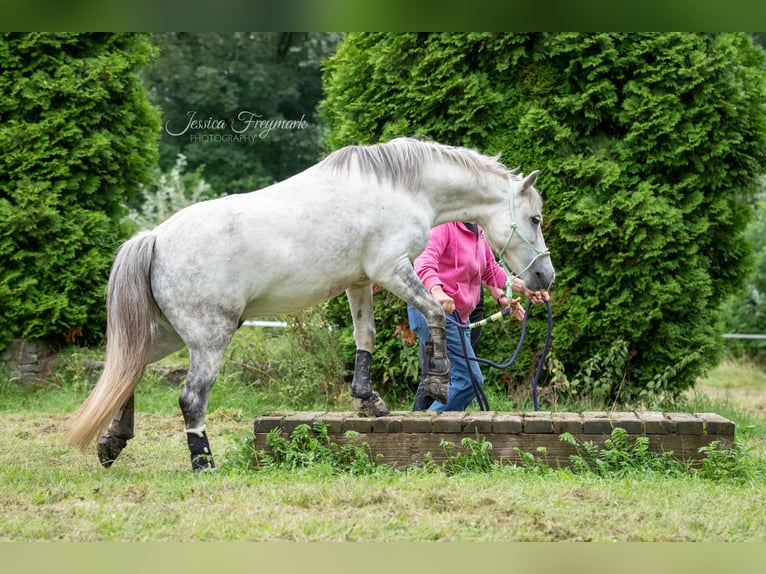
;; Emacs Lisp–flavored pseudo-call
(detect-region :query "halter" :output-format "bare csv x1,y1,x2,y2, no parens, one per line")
498,175,550,297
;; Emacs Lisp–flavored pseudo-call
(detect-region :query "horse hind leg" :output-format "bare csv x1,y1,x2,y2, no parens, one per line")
179,342,231,471
97,394,135,468
95,320,184,468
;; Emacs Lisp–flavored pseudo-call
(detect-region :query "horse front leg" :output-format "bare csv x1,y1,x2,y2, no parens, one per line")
376,258,451,404
422,321,450,404
96,393,135,468
346,284,389,417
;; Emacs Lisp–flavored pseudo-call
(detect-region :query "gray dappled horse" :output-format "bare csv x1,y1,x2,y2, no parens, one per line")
64,138,555,470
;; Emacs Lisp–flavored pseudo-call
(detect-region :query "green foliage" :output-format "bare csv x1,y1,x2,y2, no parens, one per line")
257,421,384,476
321,33,766,403
696,440,764,483
141,32,340,196
438,434,501,475
127,153,212,231
560,428,686,477
0,33,160,350
221,308,351,411
551,428,764,483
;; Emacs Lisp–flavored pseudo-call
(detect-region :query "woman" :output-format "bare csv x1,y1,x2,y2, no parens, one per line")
408,221,548,412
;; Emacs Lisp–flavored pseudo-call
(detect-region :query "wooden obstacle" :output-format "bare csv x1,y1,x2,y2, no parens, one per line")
253,410,735,468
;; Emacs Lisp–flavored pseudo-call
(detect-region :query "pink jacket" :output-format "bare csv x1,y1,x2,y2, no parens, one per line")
414,222,508,322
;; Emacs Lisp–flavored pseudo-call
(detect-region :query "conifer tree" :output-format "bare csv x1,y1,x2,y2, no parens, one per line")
321,33,766,402
0,33,160,349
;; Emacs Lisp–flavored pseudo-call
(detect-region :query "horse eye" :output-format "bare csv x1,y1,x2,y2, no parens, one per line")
531,215,542,226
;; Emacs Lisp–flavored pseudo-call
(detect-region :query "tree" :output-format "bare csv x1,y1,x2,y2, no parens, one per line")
140,32,340,197
321,33,766,404
0,33,160,351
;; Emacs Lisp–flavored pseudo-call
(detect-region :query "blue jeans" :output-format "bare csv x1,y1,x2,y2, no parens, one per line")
407,306,483,413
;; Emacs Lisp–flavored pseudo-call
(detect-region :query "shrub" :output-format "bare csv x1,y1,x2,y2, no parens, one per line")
0,33,160,350
320,33,766,403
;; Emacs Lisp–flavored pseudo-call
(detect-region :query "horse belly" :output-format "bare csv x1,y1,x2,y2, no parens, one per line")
151,228,366,322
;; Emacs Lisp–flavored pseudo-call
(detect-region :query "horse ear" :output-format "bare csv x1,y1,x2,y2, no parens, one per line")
519,170,539,192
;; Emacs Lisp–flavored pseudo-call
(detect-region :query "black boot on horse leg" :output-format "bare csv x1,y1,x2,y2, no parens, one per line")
97,394,135,468
186,427,215,471
423,326,450,404
350,349,390,417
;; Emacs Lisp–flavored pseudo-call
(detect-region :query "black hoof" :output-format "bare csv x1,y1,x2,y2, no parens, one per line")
424,377,449,404
97,434,128,468
191,455,216,472
358,391,390,417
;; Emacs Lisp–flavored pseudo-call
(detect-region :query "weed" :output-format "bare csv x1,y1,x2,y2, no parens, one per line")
258,420,384,475
559,427,687,477
696,440,765,484
439,434,500,475
512,446,555,475
218,431,260,475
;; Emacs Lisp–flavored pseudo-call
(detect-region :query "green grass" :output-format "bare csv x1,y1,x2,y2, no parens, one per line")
1,340,765,541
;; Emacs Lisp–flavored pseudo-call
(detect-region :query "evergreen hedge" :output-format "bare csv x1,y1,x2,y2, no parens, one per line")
0,33,160,350
321,33,766,404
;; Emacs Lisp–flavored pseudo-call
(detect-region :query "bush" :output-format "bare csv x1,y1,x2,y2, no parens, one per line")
320,33,766,404
0,33,160,350
127,153,212,231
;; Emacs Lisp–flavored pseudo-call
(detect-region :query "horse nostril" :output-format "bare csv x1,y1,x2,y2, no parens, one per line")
535,270,555,290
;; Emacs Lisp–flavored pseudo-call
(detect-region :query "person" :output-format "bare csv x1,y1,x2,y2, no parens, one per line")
408,221,549,413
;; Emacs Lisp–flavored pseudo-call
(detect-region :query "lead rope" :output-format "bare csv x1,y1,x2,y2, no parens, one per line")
446,298,552,411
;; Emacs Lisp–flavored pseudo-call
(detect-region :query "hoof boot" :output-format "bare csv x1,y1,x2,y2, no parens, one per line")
424,379,449,404
97,434,128,468
358,391,390,417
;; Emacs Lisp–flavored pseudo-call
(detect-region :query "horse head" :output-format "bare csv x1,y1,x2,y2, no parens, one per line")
484,170,555,292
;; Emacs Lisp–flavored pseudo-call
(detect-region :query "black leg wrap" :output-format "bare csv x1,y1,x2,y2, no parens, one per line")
187,430,215,471
97,434,129,468
350,349,373,399
423,334,451,403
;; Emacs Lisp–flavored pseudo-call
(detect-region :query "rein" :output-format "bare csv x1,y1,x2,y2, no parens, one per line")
447,298,553,411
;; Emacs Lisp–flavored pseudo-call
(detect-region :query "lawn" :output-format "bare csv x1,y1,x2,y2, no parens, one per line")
0,351,764,542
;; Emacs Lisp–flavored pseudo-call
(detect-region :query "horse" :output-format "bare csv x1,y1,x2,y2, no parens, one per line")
63,137,555,471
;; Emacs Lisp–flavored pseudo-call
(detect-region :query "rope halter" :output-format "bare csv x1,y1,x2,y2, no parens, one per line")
498,174,550,298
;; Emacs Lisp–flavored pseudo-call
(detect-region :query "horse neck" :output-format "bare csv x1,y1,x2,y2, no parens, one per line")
420,166,507,228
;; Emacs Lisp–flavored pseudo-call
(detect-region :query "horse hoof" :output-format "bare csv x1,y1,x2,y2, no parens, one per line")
424,379,449,404
97,434,128,468
358,391,390,417
191,456,216,472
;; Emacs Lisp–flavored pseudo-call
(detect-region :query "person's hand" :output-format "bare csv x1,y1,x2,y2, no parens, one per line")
524,288,549,304
498,293,525,320
430,285,455,314
511,278,549,304
510,297,525,321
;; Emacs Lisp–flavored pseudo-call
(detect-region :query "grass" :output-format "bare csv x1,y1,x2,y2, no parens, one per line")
1,407,764,542
1,337,765,541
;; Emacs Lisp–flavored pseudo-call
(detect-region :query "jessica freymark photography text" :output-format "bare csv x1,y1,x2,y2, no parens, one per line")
165,110,309,141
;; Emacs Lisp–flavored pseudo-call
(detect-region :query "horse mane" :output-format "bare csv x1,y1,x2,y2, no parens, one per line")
319,137,513,189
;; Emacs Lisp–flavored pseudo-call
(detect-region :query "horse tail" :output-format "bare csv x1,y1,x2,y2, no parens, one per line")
64,232,157,450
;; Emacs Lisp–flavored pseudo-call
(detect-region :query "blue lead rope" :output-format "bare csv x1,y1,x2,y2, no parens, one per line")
446,299,553,411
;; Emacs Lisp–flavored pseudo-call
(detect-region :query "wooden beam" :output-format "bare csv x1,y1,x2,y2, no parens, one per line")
253,411,735,468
